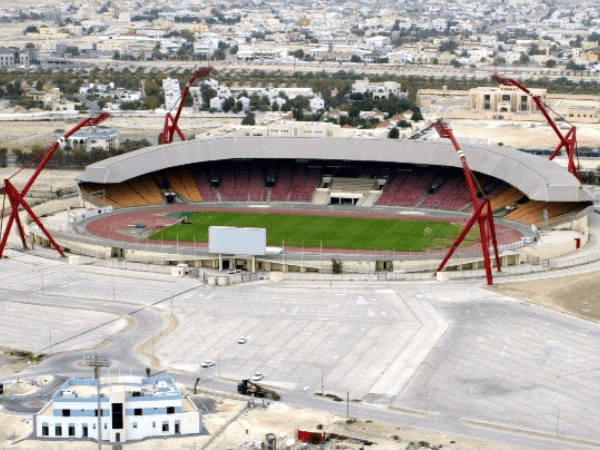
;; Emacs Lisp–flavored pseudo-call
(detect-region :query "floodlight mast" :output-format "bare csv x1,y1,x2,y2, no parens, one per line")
160,66,213,144
0,113,110,259
491,73,579,179
432,120,501,286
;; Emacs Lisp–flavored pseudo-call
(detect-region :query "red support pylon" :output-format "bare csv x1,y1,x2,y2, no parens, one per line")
433,120,501,285
160,66,213,144
0,112,110,259
492,73,579,179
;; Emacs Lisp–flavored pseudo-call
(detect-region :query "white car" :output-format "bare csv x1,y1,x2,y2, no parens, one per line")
237,337,247,344
201,360,215,368
251,372,264,381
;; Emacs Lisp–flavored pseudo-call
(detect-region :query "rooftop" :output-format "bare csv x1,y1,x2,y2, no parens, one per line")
53,375,181,401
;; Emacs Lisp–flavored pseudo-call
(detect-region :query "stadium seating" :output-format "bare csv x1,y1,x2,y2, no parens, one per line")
248,168,266,201
505,201,587,225
218,169,238,201
127,175,163,205
421,176,472,210
178,169,203,202
288,167,321,202
490,186,526,211
377,169,434,207
376,171,410,206
165,168,196,202
271,166,294,201
80,160,582,226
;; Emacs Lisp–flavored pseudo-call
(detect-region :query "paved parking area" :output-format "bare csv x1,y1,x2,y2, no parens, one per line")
2,250,600,446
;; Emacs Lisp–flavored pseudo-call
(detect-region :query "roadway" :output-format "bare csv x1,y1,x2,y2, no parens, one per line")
65,57,600,84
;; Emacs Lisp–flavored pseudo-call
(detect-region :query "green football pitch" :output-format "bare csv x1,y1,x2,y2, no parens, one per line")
149,211,479,252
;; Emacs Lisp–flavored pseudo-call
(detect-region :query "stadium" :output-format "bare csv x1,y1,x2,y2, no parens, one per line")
65,133,594,279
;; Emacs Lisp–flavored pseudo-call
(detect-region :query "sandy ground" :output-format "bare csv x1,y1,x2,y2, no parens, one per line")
494,271,600,323
200,400,516,450
0,116,241,150
0,168,79,193
1,108,599,152
451,120,600,149
0,375,53,396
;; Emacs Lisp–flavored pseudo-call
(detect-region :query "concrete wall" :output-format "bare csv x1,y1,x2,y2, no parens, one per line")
518,230,586,261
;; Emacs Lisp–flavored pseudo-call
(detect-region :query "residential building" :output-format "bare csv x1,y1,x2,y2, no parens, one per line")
66,127,120,152
351,78,406,99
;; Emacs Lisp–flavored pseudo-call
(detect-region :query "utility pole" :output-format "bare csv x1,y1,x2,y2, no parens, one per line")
87,355,110,450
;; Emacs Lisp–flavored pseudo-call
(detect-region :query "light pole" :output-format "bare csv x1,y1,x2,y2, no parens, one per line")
87,355,109,450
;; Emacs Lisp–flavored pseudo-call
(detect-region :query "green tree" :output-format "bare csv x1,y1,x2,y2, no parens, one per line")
144,79,160,97
411,108,423,121
222,96,236,112
545,59,557,68
388,127,399,139
241,112,255,125
180,29,195,42
439,40,459,53
144,95,160,110
348,104,361,118
291,49,304,59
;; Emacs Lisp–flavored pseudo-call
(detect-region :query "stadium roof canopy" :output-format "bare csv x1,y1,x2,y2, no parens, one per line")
76,136,589,203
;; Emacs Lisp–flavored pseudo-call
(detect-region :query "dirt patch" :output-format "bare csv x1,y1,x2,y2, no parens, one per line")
494,271,600,322
200,401,518,450
0,348,45,378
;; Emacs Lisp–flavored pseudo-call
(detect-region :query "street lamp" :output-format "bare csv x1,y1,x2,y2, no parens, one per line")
87,355,110,450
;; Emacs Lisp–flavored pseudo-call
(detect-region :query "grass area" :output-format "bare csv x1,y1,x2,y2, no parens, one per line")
149,211,479,251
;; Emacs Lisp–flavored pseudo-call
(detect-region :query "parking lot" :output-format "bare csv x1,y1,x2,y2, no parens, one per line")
2,250,600,447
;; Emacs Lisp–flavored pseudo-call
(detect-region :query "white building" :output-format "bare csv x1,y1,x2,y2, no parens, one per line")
66,127,119,152
309,96,325,114
163,78,181,111
34,376,202,444
351,78,406,99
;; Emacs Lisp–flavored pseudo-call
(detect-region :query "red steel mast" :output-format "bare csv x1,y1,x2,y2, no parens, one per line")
160,66,213,144
0,112,110,258
432,120,502,285
491,73,579,179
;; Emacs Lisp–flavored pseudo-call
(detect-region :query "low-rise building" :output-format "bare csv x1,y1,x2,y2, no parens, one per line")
163,78,181,111
34,376,202,444
469,86,546,115
66,127,119,152
352,77,406,99
0,47,36,67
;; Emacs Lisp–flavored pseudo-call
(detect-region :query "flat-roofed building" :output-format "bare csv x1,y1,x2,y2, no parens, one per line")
469,86,546,114
34,376,202,444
